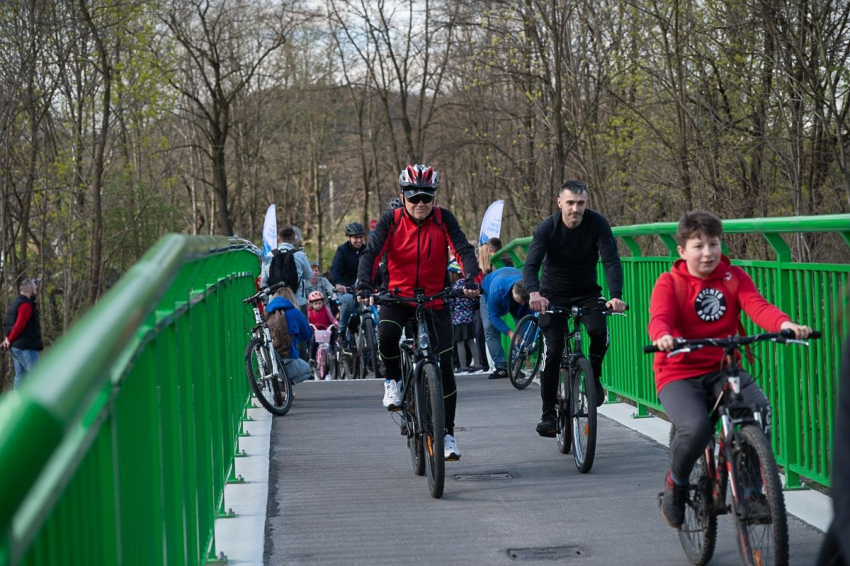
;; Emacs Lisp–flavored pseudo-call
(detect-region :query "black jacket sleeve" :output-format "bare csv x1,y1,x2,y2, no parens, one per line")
330,244,346,285
440,208,481,281
522,216,550,294
597,217,624,299
357,212,394,289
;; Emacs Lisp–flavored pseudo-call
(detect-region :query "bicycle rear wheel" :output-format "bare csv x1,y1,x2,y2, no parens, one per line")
669,427,718,565
245,338,292,416
556,367,571,454
731,425,788,566
508,314,542,390
570,358,596,473
362,317,381,379
418,362,445,498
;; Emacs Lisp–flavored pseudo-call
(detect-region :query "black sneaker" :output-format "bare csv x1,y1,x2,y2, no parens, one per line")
536,413,557,437
659,470,687,528
488,368,509,380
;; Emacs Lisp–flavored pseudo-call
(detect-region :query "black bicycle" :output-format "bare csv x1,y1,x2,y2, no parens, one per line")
375,287,460,499
243,282,293,416
342,288,381,380
644,329,821,566
545,302,627,473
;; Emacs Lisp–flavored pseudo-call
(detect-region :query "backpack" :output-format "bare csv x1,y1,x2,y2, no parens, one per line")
265,308,293,356
670,267,753,362
268,248,299,292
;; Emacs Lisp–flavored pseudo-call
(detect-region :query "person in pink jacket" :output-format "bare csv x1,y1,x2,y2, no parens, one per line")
648,210,811,529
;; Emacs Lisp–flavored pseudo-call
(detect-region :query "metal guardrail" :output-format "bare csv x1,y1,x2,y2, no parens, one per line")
492,214,850,488
0,235,260,565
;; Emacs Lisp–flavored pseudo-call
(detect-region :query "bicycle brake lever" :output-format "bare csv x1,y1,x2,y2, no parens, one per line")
667,347,693,358
785,339,809,347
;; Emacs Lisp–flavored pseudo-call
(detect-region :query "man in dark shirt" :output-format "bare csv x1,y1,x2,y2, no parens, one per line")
522,181,626,436
331,222,366,349
1,279,44,388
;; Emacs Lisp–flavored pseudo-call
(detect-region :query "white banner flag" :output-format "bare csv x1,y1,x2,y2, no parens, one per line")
478,200,504,245
262,204,277,259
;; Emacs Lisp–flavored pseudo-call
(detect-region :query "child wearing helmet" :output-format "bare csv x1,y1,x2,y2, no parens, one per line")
307,291,339,369
447,260,483,373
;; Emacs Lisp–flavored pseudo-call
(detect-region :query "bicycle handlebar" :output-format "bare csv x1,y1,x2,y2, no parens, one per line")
375,288,464,306
545,303,629,316
242,281,287,304
642,329,822,354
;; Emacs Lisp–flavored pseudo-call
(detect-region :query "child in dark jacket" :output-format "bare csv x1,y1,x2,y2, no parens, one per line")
648,210,811,529
266,288,313,384
448,261,482,372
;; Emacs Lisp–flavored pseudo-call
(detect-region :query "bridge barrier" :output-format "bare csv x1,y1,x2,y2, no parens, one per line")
0,235,260,565
492,214,849,489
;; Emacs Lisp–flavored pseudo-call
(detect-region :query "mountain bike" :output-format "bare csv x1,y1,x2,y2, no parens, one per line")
547,302,627,473
508,312,543,390
342,288,381,380
375,287,461,499
643,329,821,566
243,282,293,416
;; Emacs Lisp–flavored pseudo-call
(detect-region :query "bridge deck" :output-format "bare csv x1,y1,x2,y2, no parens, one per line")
261,375,824,565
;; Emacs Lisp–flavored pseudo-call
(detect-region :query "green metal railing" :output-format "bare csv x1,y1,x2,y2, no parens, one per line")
0,235,260,565
492,214,850,489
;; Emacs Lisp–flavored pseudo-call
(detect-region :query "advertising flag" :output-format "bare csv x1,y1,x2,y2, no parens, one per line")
262,204,277,259
478,200,504,245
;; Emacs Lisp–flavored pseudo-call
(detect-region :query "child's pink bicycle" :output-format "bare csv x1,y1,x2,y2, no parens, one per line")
312,326,340,381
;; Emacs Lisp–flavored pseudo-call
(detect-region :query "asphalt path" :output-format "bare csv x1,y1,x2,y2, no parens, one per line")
264,375,824,565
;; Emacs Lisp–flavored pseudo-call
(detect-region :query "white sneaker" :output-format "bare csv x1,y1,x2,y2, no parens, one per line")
324,375,333,381
382,380,401,410
444,434,462,461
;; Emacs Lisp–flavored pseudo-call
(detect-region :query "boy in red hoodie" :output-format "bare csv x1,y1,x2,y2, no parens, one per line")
648,211,811,529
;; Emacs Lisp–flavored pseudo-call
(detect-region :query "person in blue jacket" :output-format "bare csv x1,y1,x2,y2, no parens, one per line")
480,267,531,379
266,287,314,384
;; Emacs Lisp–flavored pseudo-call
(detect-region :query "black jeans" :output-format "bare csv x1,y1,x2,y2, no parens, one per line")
378,303,457,435
539,293,608,416
658,370,769,481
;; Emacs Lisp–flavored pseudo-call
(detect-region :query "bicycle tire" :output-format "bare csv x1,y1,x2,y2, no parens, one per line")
570,357,597,473
419,362,445,498
401,350,425,476
319,348,331,380
731,425,788,566
363,317,381,379
556,366,571,454
353,329,366,379
670,426,718,565
245,338,292,416
508,314,542,390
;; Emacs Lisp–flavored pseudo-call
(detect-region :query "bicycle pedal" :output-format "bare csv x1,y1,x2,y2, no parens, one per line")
537,430,556,438
387,405,402,412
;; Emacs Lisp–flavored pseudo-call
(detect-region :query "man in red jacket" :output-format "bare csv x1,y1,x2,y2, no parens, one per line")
357,164,481,461
648,211,811,529
2,279,44,388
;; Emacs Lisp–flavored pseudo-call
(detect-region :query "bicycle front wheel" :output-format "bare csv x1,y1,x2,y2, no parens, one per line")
362,317,381,379
508,314,542,390
731,425,788,566
418,362,445,498
245,338,292,416
570,358,597,473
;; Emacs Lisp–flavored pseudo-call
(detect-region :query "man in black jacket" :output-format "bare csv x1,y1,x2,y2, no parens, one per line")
1,279,44,388
331,222,366,349
522,181,626,437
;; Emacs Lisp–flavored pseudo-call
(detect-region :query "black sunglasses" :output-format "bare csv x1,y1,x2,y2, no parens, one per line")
406,194,434,204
